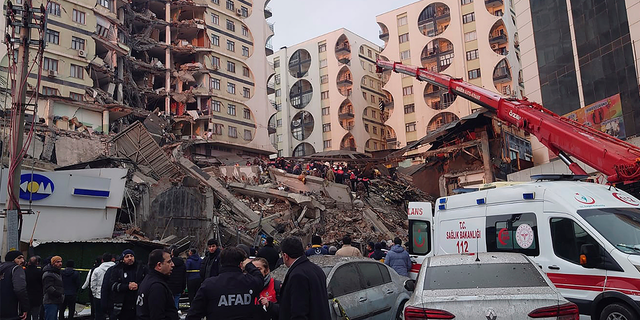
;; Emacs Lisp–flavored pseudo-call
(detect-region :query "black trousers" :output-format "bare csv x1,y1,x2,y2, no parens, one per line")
59,295,77,320
187,278,202,304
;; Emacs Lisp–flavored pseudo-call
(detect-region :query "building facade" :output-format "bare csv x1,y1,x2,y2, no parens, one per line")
267,29,392,157
376,0,523,149
516,0,640,165
0,0,275,156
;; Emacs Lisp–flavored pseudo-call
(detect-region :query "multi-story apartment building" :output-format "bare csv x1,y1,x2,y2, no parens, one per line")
267,28,392,157
376,0,523,149
515,0,640,165
0,0,275,156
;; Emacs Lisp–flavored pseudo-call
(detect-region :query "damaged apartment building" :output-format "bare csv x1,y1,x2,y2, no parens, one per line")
0,0,277,162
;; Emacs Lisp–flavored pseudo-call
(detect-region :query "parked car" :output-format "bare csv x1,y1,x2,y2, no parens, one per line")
271,255,411,320
403,252,579,320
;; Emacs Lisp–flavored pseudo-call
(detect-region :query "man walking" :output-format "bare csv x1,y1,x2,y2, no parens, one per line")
186,247,263,320
42,256,64,320
335,235,362,257
199,239,220,280
384,237,413,277
25,256,43,320
256,237,278,271
167,246,186,310
108,249,147,320
278,237,330,320
184,249,201,304
136,249,177,320
0,250,29,320
59,260,80,320
90,254,115,320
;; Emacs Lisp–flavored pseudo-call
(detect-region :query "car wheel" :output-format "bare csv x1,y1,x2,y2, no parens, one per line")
395,300,407,320
600,303,637,320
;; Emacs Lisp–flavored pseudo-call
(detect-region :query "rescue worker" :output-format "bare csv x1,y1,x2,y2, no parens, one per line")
136,249,178,320
0,250,29,320
185,247,263,320
304,235,328,256
108,249,147,320
185,249,202,305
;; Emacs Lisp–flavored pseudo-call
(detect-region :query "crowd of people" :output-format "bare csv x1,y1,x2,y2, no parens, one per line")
0,233,412,320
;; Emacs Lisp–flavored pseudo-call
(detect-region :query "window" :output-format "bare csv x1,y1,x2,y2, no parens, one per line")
320,75,328,84
466,49,478,61
99,0,112,11
242,26,248,37
227,82,236,94
276,119,282,127
323,140,331,149
468,68,481,79
363,92,367,100
462,12,475,24
227,40,235,52
212,56,220,68
372,111,377,119
321,91,329,100
43,57,58,72
241,6,248,17
213,123,223,135
212,0,219,4
402,86,413,96
409,220,431,255
70,64,84,79
211,78,220,90
226,0,234,11
550,217,606,265
370,95,376,103
273,59,280,68
227,104,236,115
461,0,473,4
328,264,363,297
319,59,327,68
464,31,477,42
358,262,387,288
373,141,378,150
399,33,409,43
242,66,250,77
367,49,372,58
42,86,58,96
318,43,326,52
243,87,250,98
242,108,251,119
486,213,540,256
212,34,220,46
227,61,236,73
228,126,237,138
47,2,60,16
212,100,221,112
373,127,377,134
400,50,410,60
244,129,252,140
275,89,280,97
69,92,83,101
364,124,370,132
211,13,219,25
404,103,415,114
323,123,331,132
46,29,59,45
405,122,416,132
71,36,86,51
226,19,235,32
322,107,330,115
397,16,407,26
242,46,249,57
424,264,547,290
72,9,85,24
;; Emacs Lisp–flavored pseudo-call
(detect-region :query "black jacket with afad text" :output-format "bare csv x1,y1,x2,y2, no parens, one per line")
278,256,330,320
136,269,179,320
186,263,263,320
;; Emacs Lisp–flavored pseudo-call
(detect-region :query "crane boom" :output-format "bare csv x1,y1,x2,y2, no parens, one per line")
376,60,640,184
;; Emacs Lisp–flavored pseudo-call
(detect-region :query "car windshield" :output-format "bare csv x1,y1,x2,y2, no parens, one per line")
424,263,548,290
579,208,640,255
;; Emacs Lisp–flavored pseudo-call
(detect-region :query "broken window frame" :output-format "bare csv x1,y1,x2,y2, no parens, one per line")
43,57,58,72
227,104,236,116
70,64,84,79
71,36,85,51
72,9,86,24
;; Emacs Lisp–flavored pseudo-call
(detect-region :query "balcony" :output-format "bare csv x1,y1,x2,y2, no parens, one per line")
267,83,275,95
264,7,272,19
337,57,350,65
268,126,276,134
493,68,512,82
342,145,356,151
489,34,507,45
335,44,351,53
379,31,389,40
339,111,354,120
386,137,397,143
485,0,504,7
337,78,353,86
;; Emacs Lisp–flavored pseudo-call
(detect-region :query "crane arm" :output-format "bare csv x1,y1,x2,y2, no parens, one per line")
376,60,640,183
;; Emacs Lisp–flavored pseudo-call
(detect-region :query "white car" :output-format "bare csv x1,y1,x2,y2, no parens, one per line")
403,252,579,320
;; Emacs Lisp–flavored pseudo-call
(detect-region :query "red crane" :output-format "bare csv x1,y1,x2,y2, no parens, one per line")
376,60,640,184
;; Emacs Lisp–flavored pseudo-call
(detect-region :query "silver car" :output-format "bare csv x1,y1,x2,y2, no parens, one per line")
403,252,579,320
271,255,411,320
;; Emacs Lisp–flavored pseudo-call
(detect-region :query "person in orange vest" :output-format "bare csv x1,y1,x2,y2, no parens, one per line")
253,257,281,320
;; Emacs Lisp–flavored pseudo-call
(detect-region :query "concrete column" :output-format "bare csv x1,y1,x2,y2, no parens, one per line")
480,130,493,183
165,2,171,114
102,109,110,134
116,56,123,103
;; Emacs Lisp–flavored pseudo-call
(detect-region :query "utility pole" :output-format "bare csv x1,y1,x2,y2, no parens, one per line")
2,0,45,254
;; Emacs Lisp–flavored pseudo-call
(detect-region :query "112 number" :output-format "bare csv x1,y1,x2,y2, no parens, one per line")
456,241,469,253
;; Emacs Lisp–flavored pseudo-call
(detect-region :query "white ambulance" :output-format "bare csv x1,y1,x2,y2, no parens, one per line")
408,179,640,320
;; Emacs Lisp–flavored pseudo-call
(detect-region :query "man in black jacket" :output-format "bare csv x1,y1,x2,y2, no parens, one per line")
108,249,147,320
25,256,43,320
278,237,330,320
256,237,279,271
199,239,220,279
167,246,186,310
186,246,263,320
0,250,29,320
59,260,80,320
136,249,177,320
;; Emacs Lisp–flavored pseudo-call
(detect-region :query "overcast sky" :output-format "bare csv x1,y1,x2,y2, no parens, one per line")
269,0,419,49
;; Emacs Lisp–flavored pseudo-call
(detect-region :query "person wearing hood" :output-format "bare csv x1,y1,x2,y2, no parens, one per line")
384,237,412,277
0,250,29,320
200,239,221,280
136,249,178,320
371,242,386,261
167,246,186,310
90,253,115,320
184,249,202,305
108,249,147,320
42,256,64,320
59,260,80,320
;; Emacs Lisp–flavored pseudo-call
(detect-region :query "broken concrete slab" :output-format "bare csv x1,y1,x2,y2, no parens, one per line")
227,182,326,211
363,208,395,240
269,168,352,204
